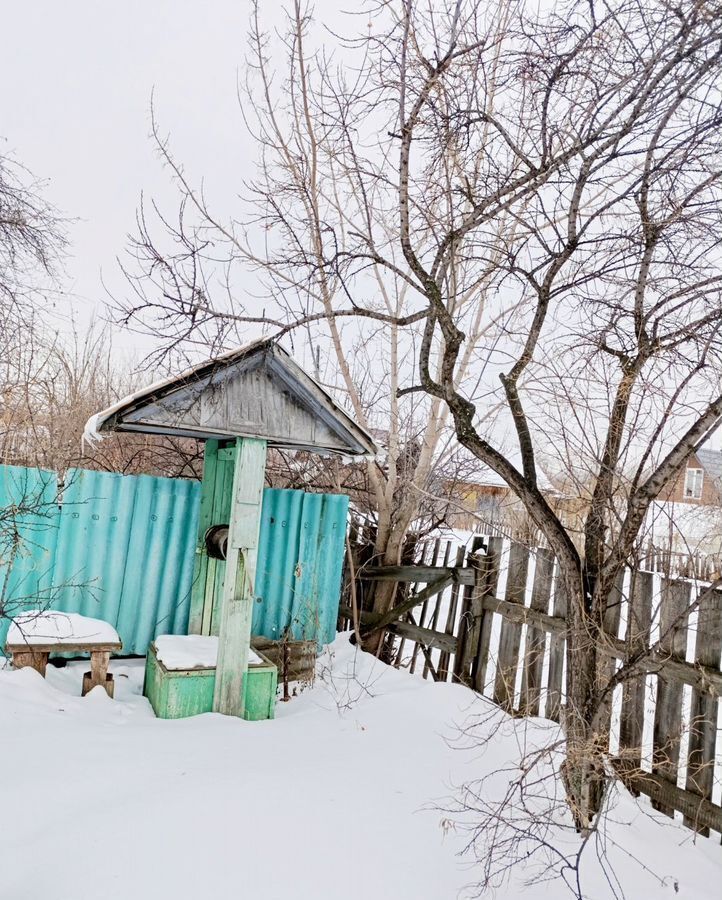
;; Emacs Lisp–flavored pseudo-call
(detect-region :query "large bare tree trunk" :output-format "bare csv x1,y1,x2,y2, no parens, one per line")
562,576,605,831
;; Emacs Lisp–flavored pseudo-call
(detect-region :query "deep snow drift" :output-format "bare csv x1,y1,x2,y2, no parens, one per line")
0,636,718,900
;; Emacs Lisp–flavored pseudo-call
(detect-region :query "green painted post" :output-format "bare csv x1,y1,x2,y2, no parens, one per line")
213,437,267,717
188,440,219,634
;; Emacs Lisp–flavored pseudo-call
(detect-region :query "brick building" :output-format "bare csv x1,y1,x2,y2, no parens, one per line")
658,448,722,507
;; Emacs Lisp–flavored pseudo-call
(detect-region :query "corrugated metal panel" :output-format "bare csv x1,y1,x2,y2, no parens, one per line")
0,465,347,655
253,488,349,645
50,469,200,654
0,465,59,647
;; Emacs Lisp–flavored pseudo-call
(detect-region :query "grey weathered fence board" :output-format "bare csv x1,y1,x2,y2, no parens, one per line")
619,571,654,769
545,567,567,722
493,543,530,712
684,586,722,835
471,537,503,692
408,538,437,674
519,548,554,717
361,564,474,585
652,578,690,817
337,606,457,653
348,532,722,840
423,541,452,678
612,757,722,835
435,545,466,680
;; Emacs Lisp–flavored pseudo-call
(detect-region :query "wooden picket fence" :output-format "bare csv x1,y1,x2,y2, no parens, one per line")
639,541,722,582
340,532,722,837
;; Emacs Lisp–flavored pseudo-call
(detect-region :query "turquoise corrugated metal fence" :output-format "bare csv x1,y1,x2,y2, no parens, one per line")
50,468,200,653
0,465,59,623
0,465,348,653
254,488,349,644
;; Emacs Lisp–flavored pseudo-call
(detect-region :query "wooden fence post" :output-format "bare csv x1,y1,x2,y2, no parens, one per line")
684,586,722,835
410,538,440,675
618,570,654,769
448,536,501,689
471,536,503,692
652,577,690,816
545,565,567,722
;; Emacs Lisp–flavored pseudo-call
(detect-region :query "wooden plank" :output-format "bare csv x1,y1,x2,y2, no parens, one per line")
519,547,554,717
213,437,267,717
545,565,567,722
405,611,441,681
611,757,722,835
482,596,561,631
362,573,454,635
337,606,457,653
619,570,654,769
6,641,121,654
390,620,457,655
494,543,530,711
470,536,503,691
409,539,436,674
652,578,690,817
392,540,421,669
9,650,49,675
88,650,111,689
361,565,475,585
451,545,479,685
438,544,471,681
422,540,452,678
188,439,219,634
480,593,722,695
684,586,722,835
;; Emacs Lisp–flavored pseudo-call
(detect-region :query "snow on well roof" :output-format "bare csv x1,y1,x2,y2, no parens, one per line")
84,339,377,459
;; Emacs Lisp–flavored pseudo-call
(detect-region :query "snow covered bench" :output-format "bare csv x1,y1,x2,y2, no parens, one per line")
5,612,122,697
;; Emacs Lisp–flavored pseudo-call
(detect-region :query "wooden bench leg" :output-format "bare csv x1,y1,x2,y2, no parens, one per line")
82,651,112,697
11,651,49,676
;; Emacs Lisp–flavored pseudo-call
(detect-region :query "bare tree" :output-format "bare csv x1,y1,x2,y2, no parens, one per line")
0,152,64,316
115,0,722,856
116,0,520,654
0,313,203,478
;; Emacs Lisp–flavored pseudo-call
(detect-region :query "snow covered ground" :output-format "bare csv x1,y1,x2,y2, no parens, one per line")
0,636,719,900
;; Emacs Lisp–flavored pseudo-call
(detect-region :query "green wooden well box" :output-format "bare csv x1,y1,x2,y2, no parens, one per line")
144,639,277,721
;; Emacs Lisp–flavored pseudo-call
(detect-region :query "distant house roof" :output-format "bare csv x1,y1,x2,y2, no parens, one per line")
84,340,377,458
694,447,722,494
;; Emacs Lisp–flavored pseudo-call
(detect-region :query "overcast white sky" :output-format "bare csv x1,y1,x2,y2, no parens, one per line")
3,1,721,464
2,1,268,358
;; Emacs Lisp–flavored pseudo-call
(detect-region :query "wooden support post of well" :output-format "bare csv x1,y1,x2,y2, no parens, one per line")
213,437,267,717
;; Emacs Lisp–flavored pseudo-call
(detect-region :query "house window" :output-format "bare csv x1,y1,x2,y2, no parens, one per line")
683,467,703,500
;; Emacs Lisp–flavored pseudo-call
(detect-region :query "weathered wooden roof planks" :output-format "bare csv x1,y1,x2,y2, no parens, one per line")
85,339,377,457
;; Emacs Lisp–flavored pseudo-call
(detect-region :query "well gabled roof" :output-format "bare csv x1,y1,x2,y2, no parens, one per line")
84,340,377,458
